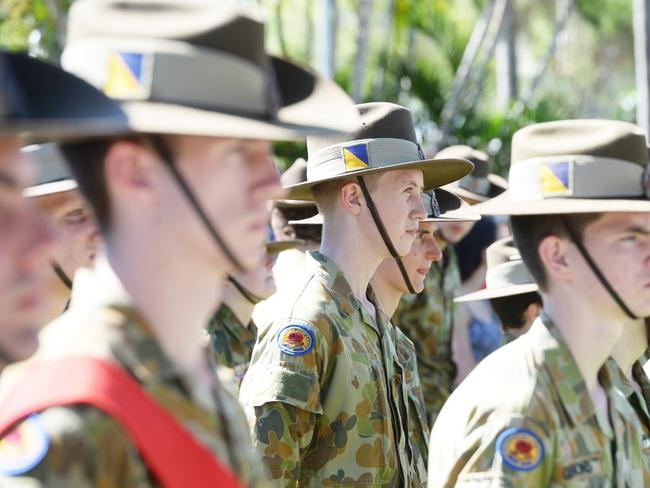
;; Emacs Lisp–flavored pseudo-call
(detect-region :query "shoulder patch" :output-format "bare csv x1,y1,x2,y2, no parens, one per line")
496,427,544,472
277,323,316,356
0,414,50,476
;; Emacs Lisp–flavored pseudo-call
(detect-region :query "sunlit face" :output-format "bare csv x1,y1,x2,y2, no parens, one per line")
569,212,650,320
0,137,53,365
34,189,100,277
367,169,427,256
374,221,442,294
228,250,277,300
156,136,284,273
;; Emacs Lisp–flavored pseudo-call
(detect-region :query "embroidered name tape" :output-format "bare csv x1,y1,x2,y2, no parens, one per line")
496,427,544,472
277,324,316,356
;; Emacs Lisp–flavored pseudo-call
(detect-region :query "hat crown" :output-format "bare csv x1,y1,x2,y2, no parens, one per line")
436,145,490,177
281,158,308,186
307,102,417,156
67,0,267,69
486,237,522,270
512,119,648,166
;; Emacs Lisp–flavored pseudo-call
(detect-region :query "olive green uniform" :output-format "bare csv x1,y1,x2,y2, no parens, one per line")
393,247,460,424
0,264,267,487
428,315,650,487
240,251,427,487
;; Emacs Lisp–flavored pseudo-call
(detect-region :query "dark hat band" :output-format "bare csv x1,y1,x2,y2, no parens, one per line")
453,173,492,196
63,37,275,118
307,138,424,181
509,155,648,202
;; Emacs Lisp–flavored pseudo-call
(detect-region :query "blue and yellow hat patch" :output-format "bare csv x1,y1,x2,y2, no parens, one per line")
342,143,370,171
541,161,573,197
104,51,151,99
277,324,315,356
496,427,544,472
0,414,50,476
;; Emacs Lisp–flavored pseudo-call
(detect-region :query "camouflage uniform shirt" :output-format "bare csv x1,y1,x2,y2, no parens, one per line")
0,261,267,487
207,303,258,393
393,246,460,425
428,315,650,487
240,251,427,487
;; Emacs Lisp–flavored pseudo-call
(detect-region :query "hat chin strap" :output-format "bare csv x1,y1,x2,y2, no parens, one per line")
150,136,246,273
226,276,264,305
51,261,72,290
560,216,639,320
356,176,416,295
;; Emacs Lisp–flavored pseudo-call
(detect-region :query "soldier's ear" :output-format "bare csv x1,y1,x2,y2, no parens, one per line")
104,141,156,208
339,181,363,216
538,234,572,284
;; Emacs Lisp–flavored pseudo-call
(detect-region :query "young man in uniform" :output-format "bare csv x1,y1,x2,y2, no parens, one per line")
240,102,473,486
23,144,101,322
0,50,128,373
429,119,650,487
208,239,304,394
370,188,479,475
0,1,358,485
393,144,506,424
454,236,542,342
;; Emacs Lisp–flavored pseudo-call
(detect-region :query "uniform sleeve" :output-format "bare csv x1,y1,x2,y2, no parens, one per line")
0,405,150,487
428,414,553,488
248,401,317,486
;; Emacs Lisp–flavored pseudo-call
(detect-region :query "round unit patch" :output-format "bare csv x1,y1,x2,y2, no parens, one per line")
0,414,50,476
277,324,315,356
496,427,544,472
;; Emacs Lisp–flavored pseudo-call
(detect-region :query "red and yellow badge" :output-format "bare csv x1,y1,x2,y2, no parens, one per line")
0,414,50,476
496,427,544,472
277,324,316,356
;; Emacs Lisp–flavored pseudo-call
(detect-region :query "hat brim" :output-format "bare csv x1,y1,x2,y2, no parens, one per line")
444,173,508,204
284,158,474,201
265,239,305,254
422,188,481,222
454,283,539,302
474,190,650,215
0,51,129,141
274,199,318,209
115,57,360,140
23,180,78,198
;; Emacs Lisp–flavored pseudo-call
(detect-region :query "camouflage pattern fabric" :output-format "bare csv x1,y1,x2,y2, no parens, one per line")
393,246,460,425
206,304,257,393
428,315,650,487
240,251,426,487
605,356,650,458
0,264,267,487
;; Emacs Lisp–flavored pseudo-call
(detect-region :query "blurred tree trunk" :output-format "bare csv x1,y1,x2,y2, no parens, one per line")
634,0,650,137
305,0,314,63
495,0,517,110
318,0,337,78
274,0,289,57
352,0,373,101
373,0,395,99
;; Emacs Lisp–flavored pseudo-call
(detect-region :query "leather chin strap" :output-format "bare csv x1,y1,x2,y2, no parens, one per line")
51,261,72,290
356,176,416,294
227,276,263,305
560,216,638,320
150,136,246,273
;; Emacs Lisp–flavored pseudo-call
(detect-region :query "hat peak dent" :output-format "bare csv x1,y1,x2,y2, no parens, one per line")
512,119,648,166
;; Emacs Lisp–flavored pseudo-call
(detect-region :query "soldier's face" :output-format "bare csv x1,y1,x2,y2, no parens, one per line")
167,136,284,272
375,221,442,293
229,251,277,300
571,212,650,319
35,189,100,278
439,220,475,244
0,138,53,366
367,169,427,257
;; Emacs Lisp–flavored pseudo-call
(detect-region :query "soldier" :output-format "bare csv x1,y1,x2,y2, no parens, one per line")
429,119,650,486
208,239,304,394
23,144,101,322
393,144,506,424
240,102,472,486
370,188,479,478
0,0,359,486
454,236,542,343
0,50,128,373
